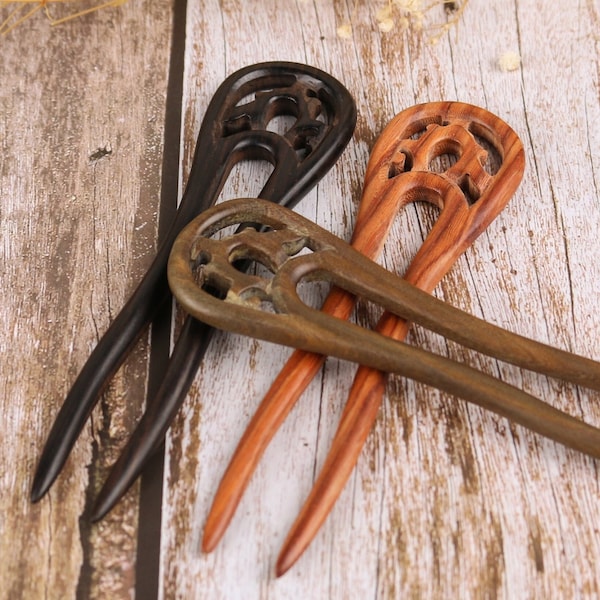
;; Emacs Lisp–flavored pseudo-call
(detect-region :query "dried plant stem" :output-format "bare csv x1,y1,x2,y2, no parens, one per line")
1,0,127,35
338,0,470,41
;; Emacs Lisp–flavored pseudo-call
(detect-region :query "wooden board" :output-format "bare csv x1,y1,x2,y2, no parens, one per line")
0,2,173,597
1,0,599,597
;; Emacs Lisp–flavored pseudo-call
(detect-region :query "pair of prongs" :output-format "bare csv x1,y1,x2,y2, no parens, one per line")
30,63,357,516
168,103,600,575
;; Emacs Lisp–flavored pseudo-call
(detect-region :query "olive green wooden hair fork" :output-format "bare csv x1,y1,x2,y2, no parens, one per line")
168,196,600,462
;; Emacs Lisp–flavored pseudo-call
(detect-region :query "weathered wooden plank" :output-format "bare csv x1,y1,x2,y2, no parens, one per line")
0,2,173,597
160,0,600,598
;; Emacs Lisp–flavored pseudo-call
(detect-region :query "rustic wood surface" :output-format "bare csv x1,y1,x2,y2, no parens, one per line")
1,0,599,598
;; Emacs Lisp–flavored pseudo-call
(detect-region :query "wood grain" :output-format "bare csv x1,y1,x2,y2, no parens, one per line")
1,0,599,598
162,1,600,598
0,1,172,597
191,102,526,573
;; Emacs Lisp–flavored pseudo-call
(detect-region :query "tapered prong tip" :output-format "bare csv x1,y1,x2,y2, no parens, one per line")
201,493,245,553
30,468,53,503
201,530,214,553
91,478,127,522
90,500,109,523
201,518,224,553
30,484,45,504
275,544,302,577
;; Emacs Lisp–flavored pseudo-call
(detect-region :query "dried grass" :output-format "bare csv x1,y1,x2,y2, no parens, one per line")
1,0,468,41
0,0,127,35
338,0,469,43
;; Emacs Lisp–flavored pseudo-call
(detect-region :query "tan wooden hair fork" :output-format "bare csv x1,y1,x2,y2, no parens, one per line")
168,103,600,575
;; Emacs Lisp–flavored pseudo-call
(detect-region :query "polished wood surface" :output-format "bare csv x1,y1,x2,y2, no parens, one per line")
1,1,599,597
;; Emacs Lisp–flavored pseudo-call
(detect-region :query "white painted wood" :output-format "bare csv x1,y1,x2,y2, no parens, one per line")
161,0,600,597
